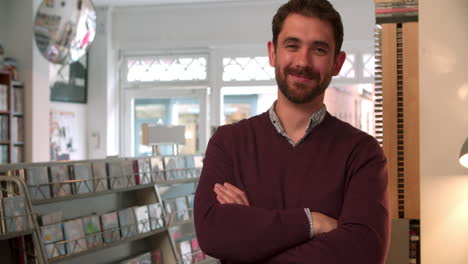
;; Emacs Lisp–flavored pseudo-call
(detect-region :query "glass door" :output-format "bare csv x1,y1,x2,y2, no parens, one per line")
122,88,209,157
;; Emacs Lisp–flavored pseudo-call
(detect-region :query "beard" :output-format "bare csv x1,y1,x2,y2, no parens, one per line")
276,65,332,104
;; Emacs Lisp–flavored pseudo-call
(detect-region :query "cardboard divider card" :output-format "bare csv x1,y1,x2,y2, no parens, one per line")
41,223,66,258
133,205,150,234
81,215,103,248
147,203,164,230
118,208,138,238
71,163,94,194
63,218,87,254
49,165,72,197
101,212,120,243
150,157,165,182
3,196,28,232
25,166,51,200
92,162,109,192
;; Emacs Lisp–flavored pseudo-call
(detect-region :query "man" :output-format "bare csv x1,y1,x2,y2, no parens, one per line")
194,0,390,263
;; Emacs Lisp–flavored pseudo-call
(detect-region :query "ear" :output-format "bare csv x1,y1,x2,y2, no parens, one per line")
267,41,276,68
332,51,347,76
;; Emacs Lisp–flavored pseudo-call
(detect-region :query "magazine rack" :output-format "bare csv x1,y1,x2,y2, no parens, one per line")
0,155,218,264
0,175,47,264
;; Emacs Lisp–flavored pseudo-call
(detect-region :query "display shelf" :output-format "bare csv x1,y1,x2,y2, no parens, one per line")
0,229,35,240
32,182,156,205
0,175,47,264
48,227,167,264
166,208,194,228
0,155,206,264
155,177,200,186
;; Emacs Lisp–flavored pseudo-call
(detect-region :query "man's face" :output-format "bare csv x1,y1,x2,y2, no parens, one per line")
268,13,346,104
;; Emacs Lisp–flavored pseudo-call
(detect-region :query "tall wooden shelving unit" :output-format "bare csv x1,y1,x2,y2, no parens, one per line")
374,1,420,263
378,22,420,220
0,70,25,164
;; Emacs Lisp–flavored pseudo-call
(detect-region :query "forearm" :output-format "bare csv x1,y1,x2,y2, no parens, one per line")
195,185,310,262
265,218,390,264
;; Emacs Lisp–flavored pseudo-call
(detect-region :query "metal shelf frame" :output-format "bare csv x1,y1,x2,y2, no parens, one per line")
0,175,48,264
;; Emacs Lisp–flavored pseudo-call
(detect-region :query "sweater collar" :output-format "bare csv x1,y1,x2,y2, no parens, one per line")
268,101,327,146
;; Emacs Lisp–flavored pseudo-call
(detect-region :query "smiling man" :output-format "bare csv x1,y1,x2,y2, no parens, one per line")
194,1,390,263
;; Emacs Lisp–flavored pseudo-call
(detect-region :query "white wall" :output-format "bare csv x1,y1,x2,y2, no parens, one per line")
420,0,468,263
88,7,118,159
111,0,374,50
0,0,7,46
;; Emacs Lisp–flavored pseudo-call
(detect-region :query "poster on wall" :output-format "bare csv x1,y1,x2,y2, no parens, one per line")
49,54,87,103
50,110,81,161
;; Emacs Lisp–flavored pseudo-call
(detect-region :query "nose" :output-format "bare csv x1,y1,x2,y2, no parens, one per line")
294,48,311,68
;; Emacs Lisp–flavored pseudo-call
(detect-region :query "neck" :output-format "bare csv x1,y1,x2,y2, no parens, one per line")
275,92,324,143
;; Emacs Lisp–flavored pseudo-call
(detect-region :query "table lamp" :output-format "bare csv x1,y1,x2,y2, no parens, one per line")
141,124,186,155
459,138,468,168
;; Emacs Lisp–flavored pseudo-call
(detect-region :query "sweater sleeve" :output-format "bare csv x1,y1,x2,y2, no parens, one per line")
264,137,391,264
194,126,310,263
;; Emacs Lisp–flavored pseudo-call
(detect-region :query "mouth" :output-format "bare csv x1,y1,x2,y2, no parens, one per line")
285,67,319,83
288,73,315,84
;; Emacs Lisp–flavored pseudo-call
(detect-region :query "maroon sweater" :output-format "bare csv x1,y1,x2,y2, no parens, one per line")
194,111,390,264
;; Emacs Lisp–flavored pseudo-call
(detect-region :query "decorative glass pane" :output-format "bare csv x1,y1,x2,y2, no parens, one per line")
337,54,355,79
362,53,375,78
223,57,275,81
127,56,207,82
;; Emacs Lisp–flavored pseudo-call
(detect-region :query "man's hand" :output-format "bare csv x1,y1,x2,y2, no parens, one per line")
213,183,250,206
311,212,337,234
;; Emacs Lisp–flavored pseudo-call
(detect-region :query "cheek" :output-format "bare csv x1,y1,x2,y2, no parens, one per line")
275,51,293,66
318,60,336,75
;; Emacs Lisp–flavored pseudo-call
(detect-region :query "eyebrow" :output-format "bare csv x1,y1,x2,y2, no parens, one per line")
282,37,330,49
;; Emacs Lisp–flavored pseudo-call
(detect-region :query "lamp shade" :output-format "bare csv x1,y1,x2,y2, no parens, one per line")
459,138,468,168
141,124,186,145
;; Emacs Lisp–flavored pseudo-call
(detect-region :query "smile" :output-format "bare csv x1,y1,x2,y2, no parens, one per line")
289,73,314,83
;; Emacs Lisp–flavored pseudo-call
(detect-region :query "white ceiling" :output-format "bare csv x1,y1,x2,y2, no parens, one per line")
92,0,253,7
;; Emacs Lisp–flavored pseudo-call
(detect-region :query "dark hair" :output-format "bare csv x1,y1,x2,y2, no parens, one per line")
272,0,344,55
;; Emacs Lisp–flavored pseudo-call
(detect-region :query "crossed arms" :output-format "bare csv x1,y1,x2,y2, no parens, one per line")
194,127,390,263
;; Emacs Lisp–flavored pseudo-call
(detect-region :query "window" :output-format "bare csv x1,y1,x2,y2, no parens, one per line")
126,55,208,82
223,57,275,81
362,53,375,78
337,54,356,79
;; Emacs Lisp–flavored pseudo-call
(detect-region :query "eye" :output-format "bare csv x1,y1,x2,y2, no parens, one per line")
314,47,327,55
284,43,299,50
